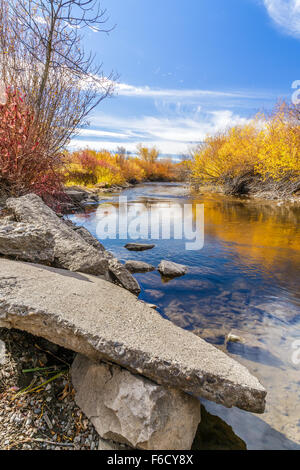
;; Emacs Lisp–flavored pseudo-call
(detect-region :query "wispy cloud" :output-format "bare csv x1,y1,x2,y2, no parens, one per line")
263,0,300,37
78,129,132,139
81,74,278,107
116,82,268,100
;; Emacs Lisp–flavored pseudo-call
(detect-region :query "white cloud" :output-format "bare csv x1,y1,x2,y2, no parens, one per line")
70,139,189,155
71,110,250,155
74,79,269,155
263,0,300,37
35,16,48,25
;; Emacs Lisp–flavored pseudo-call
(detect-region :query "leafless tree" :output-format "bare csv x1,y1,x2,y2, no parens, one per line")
0,0,116,153
137,144,159,163
116,146,127,165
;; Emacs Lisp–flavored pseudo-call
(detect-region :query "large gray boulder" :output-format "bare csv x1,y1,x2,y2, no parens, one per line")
5,194,108,275
2,194,140,294
0,259,266,413
0,222,54,264
72,226,106,252
71,355,201,450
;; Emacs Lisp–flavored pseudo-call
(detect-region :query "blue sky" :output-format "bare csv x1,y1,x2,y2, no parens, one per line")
71,0,300,156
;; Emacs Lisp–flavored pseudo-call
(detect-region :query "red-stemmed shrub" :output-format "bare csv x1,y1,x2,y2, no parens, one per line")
0,88,64,209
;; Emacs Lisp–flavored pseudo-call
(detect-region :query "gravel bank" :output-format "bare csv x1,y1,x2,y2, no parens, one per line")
0,329,99,450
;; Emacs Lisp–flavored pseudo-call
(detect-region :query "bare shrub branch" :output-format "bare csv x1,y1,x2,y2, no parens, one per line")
0,0,117,154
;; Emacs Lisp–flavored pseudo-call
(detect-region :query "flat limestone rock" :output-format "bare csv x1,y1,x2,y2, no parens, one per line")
0,259,266,413
71,355,201,450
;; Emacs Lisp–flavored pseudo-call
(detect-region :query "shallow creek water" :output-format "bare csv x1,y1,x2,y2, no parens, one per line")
68,182,300,450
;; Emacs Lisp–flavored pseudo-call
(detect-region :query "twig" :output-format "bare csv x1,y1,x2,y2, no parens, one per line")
22,366,62,374
30,438,74,448
34,343,70,367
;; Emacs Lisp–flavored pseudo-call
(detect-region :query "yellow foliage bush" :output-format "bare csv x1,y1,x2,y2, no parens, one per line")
255,112,300,180
191,104,300,195
64,150,125,187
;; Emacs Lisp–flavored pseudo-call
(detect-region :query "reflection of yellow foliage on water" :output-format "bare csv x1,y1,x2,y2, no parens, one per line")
192,195,300,275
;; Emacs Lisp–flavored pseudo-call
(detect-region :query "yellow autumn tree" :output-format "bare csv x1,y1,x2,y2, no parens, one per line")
191,104,300,196
255,110,300,181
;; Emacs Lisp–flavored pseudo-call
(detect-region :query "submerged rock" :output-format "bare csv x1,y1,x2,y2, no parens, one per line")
0,259,267,413
158,260,188,278
227,331,244,343
226,329,284,367
124,243,155,251
125,260,155,273
98,438,131,450
71,354,201,450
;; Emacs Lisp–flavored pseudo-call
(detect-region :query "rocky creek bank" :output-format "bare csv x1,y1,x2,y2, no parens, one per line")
0,193,267,450
62,184,134,212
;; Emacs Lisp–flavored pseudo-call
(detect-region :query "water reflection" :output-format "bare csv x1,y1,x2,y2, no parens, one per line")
194,194,300,302
201,399,300,451
192,404,247,450
68,182,300,449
